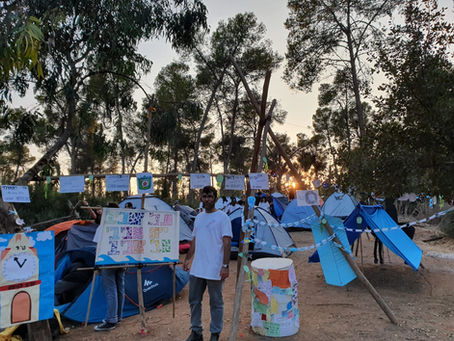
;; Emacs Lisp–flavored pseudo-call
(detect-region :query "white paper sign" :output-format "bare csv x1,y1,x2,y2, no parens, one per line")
190,173,210,189
59,176,85,193
248,173,269,190
224,175,245,191
1,185,31,203
95,208,180,265
296,190,319,206
106,174,130,192
136,172,154,194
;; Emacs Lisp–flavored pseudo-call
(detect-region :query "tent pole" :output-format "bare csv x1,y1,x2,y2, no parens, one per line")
173,262,176,318
84,269,98,327
137,265,147,333
360,235,364,268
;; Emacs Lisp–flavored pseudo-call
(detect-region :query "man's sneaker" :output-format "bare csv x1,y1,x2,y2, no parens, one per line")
210,333,220,341
94,321,117,331
185,330,203,341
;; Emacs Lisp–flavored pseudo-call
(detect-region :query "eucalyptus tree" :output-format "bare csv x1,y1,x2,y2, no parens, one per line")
285,0,399,144
83,71,139,175
371,0,454,197
196,13,281,174
13,0,207,185
0,1,43,109
149,62,204,198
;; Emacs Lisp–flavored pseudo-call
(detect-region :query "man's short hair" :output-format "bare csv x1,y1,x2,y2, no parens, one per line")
201,185,217,197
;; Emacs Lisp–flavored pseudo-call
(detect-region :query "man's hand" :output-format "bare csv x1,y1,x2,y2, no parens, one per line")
183,258,191,272
220,267,229,280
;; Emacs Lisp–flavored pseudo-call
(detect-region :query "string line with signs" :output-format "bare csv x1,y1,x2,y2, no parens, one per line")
248,206,454,234
240,207,454,254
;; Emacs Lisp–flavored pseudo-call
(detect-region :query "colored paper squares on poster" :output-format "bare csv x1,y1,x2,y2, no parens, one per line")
263,321,280,337
268,269,290,288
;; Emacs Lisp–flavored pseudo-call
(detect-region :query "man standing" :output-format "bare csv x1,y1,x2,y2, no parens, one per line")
183,186,232,341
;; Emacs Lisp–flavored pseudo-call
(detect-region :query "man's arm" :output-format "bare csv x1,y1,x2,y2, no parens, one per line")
220,236,231,280
183,238,195,272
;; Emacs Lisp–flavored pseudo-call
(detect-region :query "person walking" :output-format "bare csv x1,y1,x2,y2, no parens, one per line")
92,202,126,332
183,186,232,341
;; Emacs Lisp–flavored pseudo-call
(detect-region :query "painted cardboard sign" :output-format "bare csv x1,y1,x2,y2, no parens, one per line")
0,232,54,328
95,208,180,265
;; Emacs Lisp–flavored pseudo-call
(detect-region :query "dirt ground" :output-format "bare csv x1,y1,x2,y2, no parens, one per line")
57,222,454,341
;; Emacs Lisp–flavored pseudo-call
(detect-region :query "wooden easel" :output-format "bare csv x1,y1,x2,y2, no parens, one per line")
80,262,178,327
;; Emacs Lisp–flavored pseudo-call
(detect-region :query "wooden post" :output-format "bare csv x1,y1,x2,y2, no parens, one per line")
230,57,398,325
172,263,176,318
229,206,254,341
313,206,398,324
84,269,98,326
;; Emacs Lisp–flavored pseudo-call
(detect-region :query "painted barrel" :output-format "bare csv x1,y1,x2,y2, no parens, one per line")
250,258,299,337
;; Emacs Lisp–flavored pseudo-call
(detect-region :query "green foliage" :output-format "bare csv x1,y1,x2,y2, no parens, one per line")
371,0,454,197
0,13,43,83
14,182,124,229
1,0,208,184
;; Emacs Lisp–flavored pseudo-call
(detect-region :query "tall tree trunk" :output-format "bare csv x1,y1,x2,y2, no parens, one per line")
250,71,271,173
191,71,226,173
346,15,366,142
15,129,71,185
226,83,240,171
115,93,126,174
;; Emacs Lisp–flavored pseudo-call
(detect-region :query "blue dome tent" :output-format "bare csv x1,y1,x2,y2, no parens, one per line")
229,207,294,258
280,199,319,230
321,192,357,219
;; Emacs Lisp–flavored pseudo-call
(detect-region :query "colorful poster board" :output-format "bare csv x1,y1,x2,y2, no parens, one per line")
59,175,85,193
136,172,154,194
1,185,31,203
190,173,210,189
249,173,269,190
250,258,299,337
224,175,245,190
296,190,319,206
105,174,130,192
0,232,54,328
95,208,180,265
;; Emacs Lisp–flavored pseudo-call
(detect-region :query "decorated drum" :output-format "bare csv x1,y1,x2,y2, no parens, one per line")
250,258,299,337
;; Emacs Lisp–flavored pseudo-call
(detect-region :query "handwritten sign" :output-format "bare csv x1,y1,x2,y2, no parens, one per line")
136,172,154,194
224,175,245,191
190,173,210,189
249,173,269,190
106,175,130,192
1,185,30,203
95,208,179,265
296,190,319,206
59,176,85,193
0,232,54,328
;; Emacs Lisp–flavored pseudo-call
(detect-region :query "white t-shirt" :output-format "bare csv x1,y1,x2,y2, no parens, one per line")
190,210,232,280
226,203,241,215
258,201,270,212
